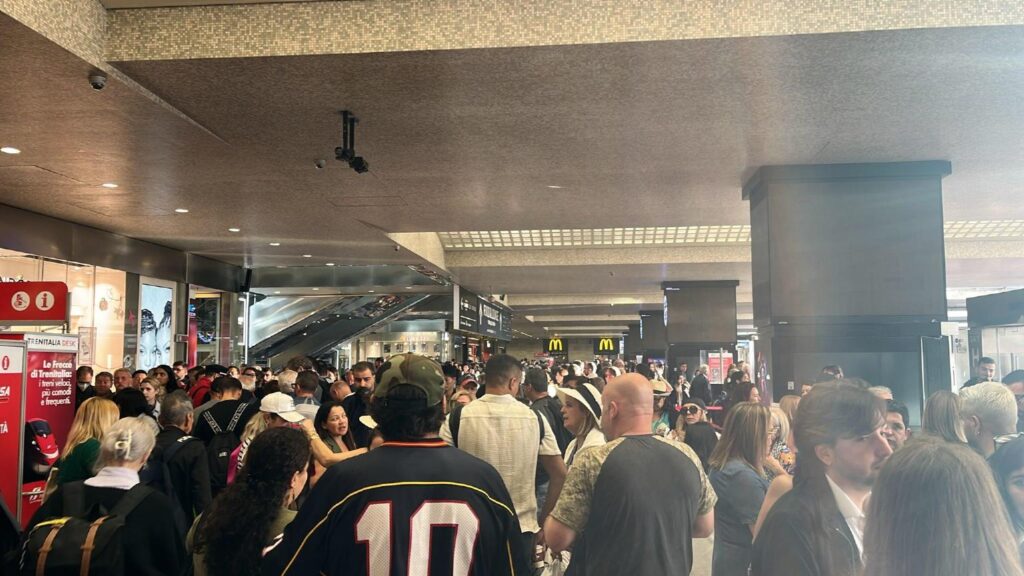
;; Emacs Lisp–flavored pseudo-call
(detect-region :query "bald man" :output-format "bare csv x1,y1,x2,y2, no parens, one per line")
545,373,716,575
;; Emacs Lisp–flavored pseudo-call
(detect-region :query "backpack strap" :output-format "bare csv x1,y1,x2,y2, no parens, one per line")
36,520,67,576
164,435,197,463
202,410,221,434
80,516,110,576
536,410,545,446
449,403,464,448
109,484,154,518
226,404,248,433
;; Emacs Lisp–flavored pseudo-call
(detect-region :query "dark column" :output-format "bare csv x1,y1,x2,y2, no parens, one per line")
624,324,642,359
743,161,951,421
638,310,667,360
662,280,740,388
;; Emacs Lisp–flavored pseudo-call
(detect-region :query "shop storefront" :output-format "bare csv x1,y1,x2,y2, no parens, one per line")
0,248,125,374
188,287,247,368
350,329,451,364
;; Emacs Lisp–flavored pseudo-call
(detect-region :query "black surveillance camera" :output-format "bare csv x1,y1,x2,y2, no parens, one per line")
349,156,369,174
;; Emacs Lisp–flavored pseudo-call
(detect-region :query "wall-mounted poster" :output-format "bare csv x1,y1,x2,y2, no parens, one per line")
138,278,175,371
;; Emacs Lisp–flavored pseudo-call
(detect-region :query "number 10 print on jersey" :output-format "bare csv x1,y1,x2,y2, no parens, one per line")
357,501,480,576
261,438,528,576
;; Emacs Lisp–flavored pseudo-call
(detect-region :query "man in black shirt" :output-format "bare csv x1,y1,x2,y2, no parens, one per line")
524,366,572,521
152,390,211,527
962,356,998,389
192,376,258,444
74,365,95,409
341,361,377,447
545,373,716,575
263,353,527,575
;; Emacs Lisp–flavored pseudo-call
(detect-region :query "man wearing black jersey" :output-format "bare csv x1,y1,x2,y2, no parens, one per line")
262,353,528,576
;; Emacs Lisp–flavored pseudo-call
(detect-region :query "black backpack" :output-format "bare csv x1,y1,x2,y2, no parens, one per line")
21,482,152,576
203,404,249,495
140,435,198,536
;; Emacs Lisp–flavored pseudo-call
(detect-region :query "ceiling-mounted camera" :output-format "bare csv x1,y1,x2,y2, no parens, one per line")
89,73,107,90
335,110,369,174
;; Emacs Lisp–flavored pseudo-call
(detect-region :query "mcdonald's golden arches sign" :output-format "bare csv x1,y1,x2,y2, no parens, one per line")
542,338,564,353
593,337,619,354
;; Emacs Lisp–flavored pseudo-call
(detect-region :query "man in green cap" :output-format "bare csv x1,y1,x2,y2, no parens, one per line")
263,353,528,575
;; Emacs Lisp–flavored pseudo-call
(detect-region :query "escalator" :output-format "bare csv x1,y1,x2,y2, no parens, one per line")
248,293,432,367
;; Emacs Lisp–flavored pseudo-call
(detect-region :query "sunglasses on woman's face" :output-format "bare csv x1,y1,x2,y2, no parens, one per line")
683,405,702,415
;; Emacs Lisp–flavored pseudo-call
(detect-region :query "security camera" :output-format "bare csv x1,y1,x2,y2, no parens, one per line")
88,74,107,90
393,245,401,252
349,156,369,174
314,159,327,170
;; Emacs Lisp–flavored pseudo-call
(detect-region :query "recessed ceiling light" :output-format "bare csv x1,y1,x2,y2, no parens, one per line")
325,263,335,267
1,147,20,155
228,228,240,233
368,290,375,293
546,185,563,189
404,286,412,289
174,208,189,214
275,265,286,268
302,254,312,258
101,182,118,189
273,291,281,294
312,287,320,291
269,242,280,246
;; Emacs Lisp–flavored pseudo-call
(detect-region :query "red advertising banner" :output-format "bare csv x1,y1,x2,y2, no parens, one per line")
707,354,734,385
0,282,69,326
0,343,26,521
0,333,77,525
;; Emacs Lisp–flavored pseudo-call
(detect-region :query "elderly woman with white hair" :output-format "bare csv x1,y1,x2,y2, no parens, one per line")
961,381,1019,458
27,416,185,575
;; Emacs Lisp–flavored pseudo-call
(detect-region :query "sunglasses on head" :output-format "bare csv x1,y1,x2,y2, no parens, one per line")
683,405,702,415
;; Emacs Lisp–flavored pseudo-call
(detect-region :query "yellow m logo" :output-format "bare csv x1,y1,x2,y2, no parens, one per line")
598,338,615,351
548,338,564,352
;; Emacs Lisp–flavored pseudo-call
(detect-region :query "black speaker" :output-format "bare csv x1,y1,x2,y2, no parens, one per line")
240,268,253,293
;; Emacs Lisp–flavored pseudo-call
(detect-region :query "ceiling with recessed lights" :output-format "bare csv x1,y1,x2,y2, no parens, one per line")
2,8,1024,340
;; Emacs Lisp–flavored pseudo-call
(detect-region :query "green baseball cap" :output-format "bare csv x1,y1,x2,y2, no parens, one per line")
373,353,445,408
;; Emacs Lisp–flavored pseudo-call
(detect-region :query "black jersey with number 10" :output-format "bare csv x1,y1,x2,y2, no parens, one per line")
261,438,528,576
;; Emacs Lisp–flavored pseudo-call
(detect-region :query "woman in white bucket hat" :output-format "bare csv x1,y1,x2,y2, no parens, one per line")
556,382,606,468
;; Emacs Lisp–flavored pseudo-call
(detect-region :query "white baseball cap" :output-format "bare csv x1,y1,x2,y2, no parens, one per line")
259,392,304,423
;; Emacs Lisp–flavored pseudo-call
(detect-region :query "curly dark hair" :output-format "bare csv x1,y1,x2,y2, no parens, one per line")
314,401,356,451
200,427,310,575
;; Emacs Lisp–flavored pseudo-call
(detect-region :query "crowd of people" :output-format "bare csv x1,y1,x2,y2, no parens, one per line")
10,352,1024,576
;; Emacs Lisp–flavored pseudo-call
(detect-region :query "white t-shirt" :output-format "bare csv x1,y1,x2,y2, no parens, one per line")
440,393,561,533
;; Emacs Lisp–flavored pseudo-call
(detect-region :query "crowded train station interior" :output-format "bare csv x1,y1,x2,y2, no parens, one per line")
1,0,1024,574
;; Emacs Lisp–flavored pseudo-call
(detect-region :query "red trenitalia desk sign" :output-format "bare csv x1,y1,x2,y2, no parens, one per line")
0,282,68,326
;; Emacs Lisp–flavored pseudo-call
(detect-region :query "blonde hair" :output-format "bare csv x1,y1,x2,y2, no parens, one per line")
923,390,967,444
63,397,119,460
238,412,268,452
94,416,158,469
864,436,1024,576
769,405,790,447
709,402,770,473
140,377,165,403
778,395,800,428
451,390,475,404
